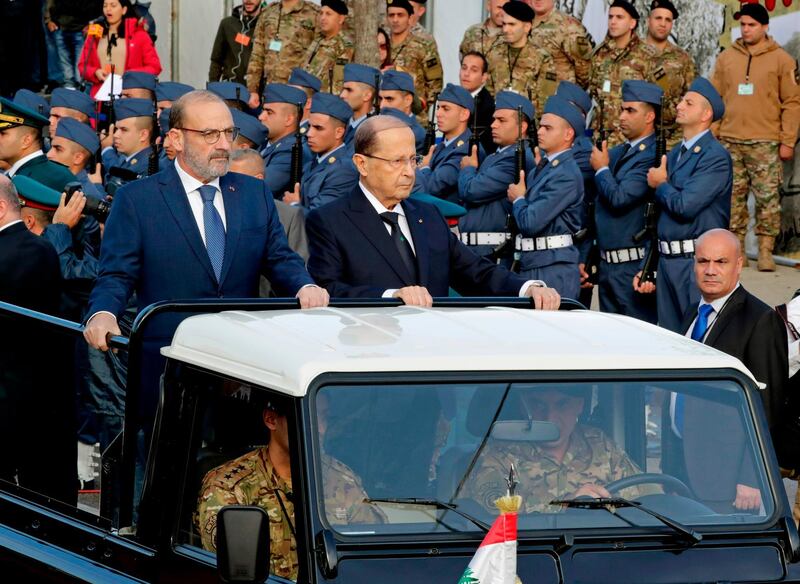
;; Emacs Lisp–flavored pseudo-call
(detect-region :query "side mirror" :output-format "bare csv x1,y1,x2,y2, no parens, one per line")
216,506,270,584
490,420,560,442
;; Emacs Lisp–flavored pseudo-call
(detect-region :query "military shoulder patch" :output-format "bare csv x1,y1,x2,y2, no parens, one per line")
653,67,666,80
545,72,557,81
426,57,440,68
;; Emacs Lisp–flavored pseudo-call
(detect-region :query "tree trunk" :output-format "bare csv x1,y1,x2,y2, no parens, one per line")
352,0,381,67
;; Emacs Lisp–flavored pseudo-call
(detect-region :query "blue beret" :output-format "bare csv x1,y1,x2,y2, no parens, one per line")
494,91,535,122
288,68,322,93
122,71,157,91
263,83,308,107
438,83,474,115
54,117,99,154
50,88,95,118
556,81,591,116
543,95,586,137
231,108,268,147
12,175,61,211
501,0,535,22
207,81,249,105
344,63,381,88
621,80,663,106
114,97,154,121
155,81,194,103
158,107,171,136
0,96,49,129
381,70,415,95
310,92,353,124
13,89,51,118
688,77,724,122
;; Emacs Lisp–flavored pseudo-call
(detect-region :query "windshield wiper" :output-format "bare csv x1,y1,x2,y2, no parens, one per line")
550,497,702,546
365,497,490,532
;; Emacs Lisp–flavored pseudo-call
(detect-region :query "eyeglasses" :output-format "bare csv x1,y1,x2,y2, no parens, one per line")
178,126,239,144
363,154,424,169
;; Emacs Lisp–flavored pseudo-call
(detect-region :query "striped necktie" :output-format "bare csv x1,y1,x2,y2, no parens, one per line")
199,185,225,282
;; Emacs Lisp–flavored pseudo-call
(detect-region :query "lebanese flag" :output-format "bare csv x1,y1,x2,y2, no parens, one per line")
457,505,518,584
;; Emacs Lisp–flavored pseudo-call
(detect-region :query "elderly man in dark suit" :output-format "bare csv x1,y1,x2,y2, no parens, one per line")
664,228,788,513
305,115,561,309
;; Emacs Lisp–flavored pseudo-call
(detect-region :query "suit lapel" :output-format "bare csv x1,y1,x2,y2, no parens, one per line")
703,287,746,347
159,166,217,283
343,189,414,285
218,174,242,285
403,199,429,286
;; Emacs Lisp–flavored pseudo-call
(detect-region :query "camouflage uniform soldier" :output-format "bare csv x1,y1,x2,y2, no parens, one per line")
711,3,800,271
459,0,507,59
589,0,657,147
645,0,695,148
530,0,594,88
304,0,354,95
485,1,557,116
246,0,320,108
386,0,443,110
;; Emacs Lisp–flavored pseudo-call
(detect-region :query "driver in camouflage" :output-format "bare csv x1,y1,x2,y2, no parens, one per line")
462,388,649,513
196,398,383,580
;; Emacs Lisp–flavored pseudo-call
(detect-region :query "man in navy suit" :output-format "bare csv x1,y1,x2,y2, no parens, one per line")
305,115,560,309
643,77,732,332
590,80,660,323
84,90,328,421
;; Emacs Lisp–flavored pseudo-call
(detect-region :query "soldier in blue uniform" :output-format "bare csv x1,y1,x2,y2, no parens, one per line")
258,83,313,198
207,80,251,111
288,67,322,138
121,71,157,100
1,97,77,192
13,89,50,118
102,98,158,181
341,63,380,148
282,92,358,212
379,70,427,154
643,77,732,332
231,108,268,151
155,81,194,114
413,83,481,203
507,96,585,299
590,80,661,323
47,118,106,200
458,91,535,259
49,88,96,138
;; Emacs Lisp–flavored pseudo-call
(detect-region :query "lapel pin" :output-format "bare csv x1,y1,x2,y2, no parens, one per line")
418,218,423,223
638,143,646,151
456,140,464,147
552,159,560,167
328,156,336,164
229,185,236,191
131,158,137,165
693,145,701,153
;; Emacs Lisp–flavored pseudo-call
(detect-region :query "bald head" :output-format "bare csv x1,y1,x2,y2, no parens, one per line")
229,148,265,179
0,175,21,228
354,115,411,156
694,229,743,302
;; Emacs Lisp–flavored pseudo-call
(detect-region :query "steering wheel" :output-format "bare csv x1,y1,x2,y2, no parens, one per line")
605,472,693,499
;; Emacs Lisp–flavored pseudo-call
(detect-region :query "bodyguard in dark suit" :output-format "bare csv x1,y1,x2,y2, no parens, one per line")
507,96,585,299
590,80,660,323
645,77,732,332
84,90,328,423
663,229,788,513
458,51,496,155
305,115,561,309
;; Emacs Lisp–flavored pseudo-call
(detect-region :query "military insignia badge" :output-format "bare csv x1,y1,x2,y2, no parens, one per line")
131,159,137,165
457,140,464,147
552,159,560,167
693,146,701,153
639,143,646,151
328,156,336,164
300,126,308,134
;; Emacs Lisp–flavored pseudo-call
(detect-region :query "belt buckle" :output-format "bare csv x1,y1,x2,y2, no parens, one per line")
670,241,681,255
618,248,630,263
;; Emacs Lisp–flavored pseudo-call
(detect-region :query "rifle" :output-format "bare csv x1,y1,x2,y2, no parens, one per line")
514,105,525,183
527,89,539,151
468,91,480,153
328,67,334,94
633,98,666,285
289,102,304,188
368,72,381,117
147,94,160,176
595,97,607,149
423,93,438,153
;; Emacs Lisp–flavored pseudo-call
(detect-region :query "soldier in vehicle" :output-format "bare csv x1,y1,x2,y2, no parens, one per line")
196,396,383,581
462,387,648,513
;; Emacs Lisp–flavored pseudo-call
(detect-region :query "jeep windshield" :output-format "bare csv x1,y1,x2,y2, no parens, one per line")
313,378,775,536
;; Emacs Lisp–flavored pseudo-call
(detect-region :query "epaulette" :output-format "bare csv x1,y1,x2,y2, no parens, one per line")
208,453,258,489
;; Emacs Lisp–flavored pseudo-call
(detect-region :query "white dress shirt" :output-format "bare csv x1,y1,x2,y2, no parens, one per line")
7,150,45,177
174,158,227,244
785,295,800,377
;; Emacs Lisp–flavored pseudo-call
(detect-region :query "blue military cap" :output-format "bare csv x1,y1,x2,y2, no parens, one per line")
621,80,663,106
344,63,381,88
158,107,171,136
0,96,50,129
310,92,353,124
410,192,467,218
262,83,308,107
494,91,535,122
13,89,51,118
288,68,322,93
54,117,100,154
438,83,474,115
122,71,157,91
231,108,268,147
50,88,95,118
207,81,250,106
12,175,61,211
114,97,155,121
155,81,194,103
381,70,415,95
556,81,592,116
543,95,586,137
687,77,724,122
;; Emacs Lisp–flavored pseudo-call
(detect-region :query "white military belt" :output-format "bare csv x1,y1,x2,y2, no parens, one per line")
659,239,695,256
602,247,646,264
514,234,573,252
459,232,511,246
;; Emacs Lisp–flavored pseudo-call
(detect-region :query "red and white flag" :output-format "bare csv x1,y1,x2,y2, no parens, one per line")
457,497,519,584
